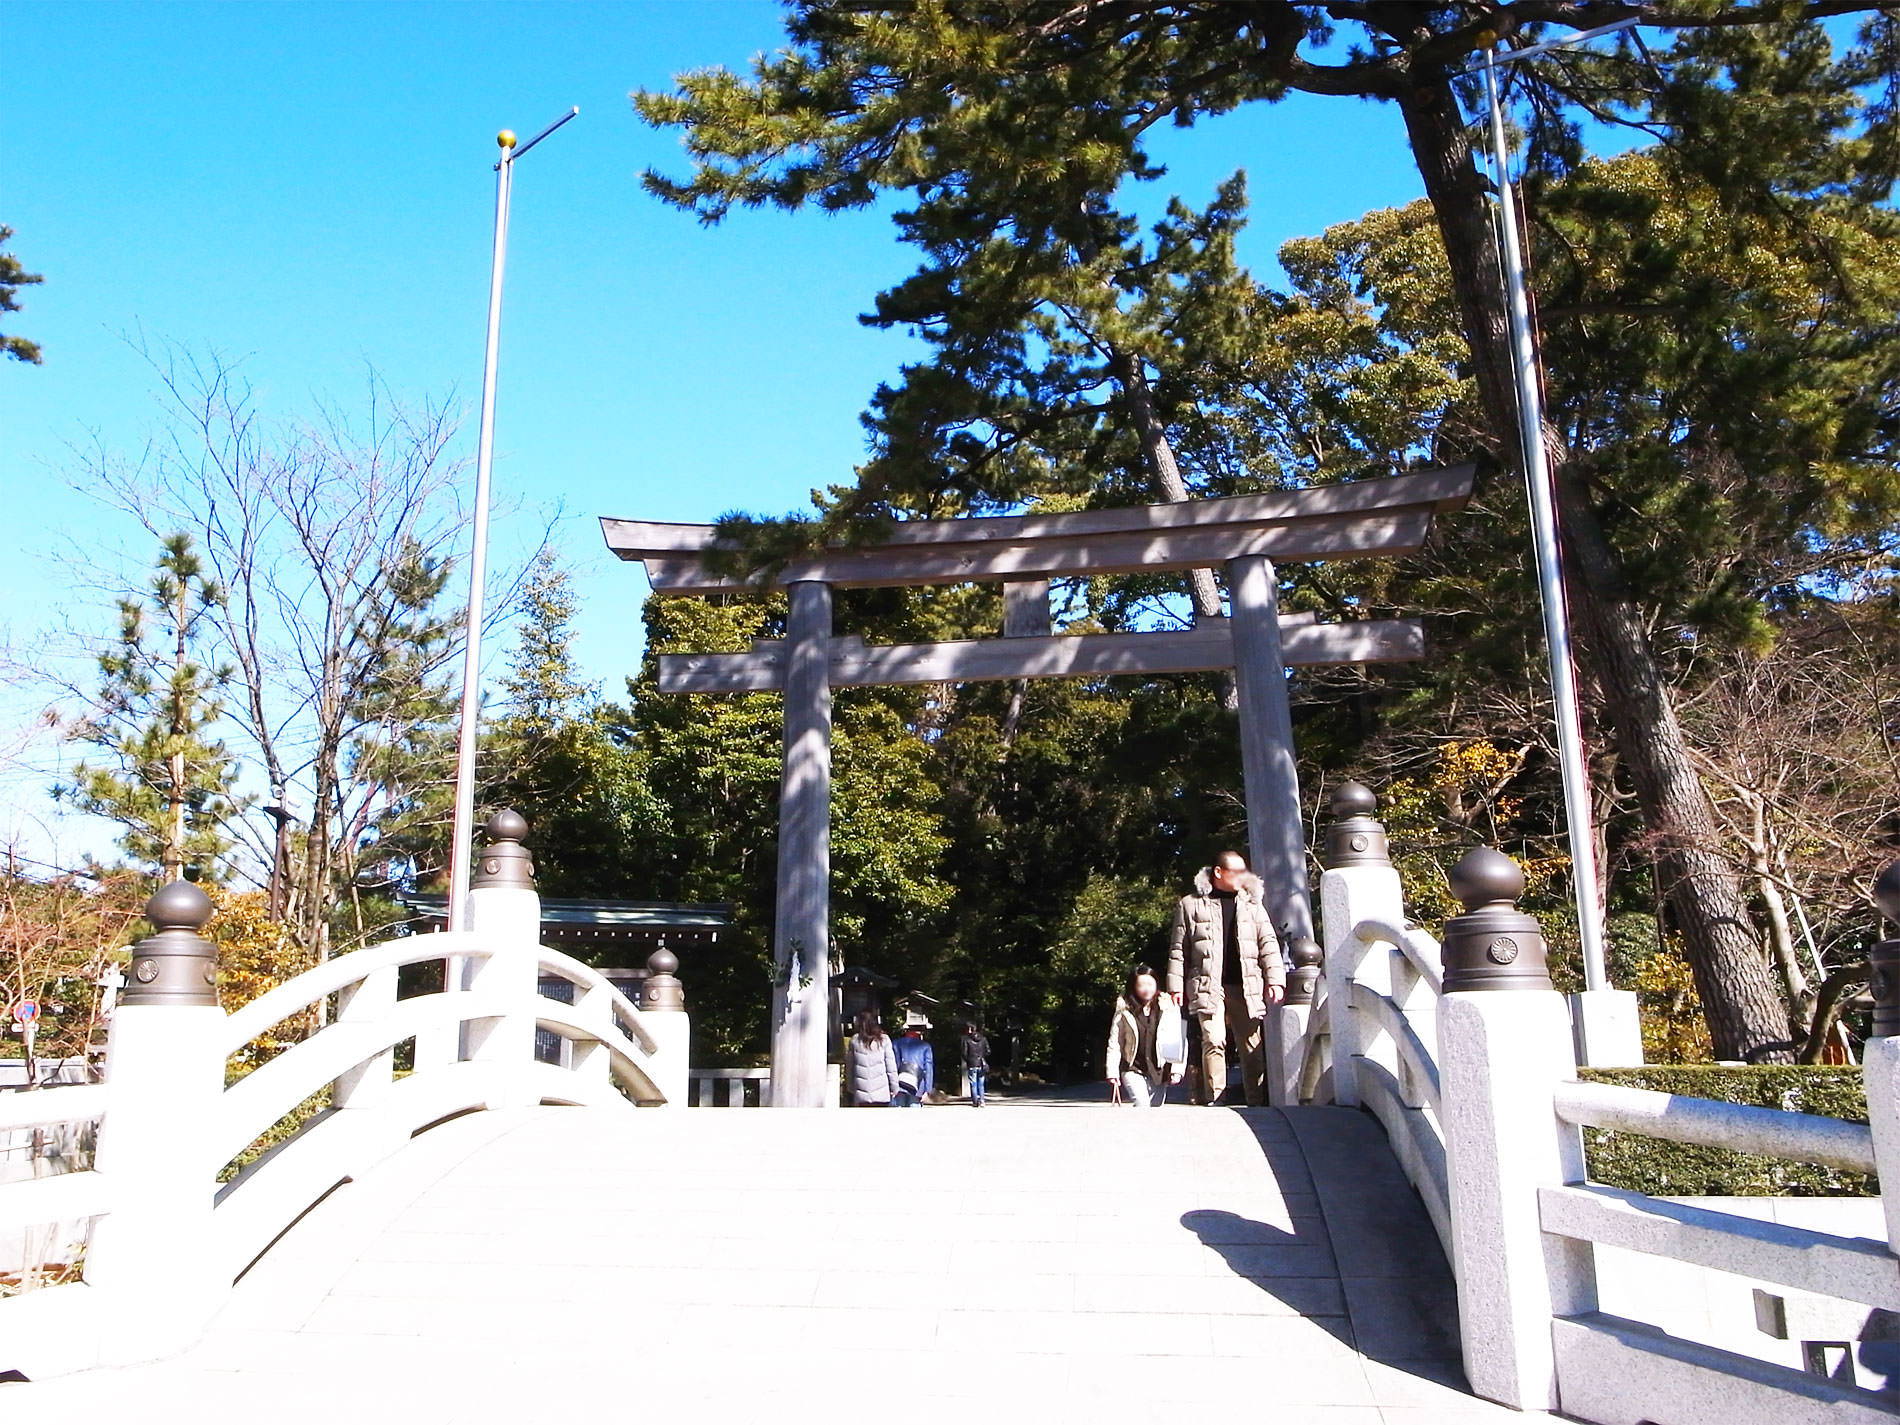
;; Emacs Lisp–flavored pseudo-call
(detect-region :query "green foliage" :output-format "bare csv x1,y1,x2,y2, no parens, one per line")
0,224,42,364
340,537,460,908
625,2,1900,1066
58,534,241,882
1580,1066,1873,1197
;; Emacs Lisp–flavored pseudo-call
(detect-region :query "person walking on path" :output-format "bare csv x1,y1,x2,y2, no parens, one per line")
961,1021,991,1107
893,1010,935,1101
1106,966,1173,1108
1167,851,1285,1106
848,1010,900,1106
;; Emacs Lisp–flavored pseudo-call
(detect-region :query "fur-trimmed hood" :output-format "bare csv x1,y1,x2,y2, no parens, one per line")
1191,866,1266,904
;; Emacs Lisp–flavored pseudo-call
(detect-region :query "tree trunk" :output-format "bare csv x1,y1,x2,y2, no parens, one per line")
1399,77,1793,1061
1553,467,1794,1060
1111,349,1225,623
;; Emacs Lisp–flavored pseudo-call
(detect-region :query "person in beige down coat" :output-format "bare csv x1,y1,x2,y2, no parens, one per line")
1105,965,1173,1107
1167,850,1285,1106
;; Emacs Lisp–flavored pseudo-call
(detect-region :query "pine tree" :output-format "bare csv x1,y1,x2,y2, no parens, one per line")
636,2,1900,1061
61,534,239,881
497,548,593,733
0,225,42,365
337,538,462,935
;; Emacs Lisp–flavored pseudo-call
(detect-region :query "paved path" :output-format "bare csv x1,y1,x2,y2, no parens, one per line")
10,1104,1544,1424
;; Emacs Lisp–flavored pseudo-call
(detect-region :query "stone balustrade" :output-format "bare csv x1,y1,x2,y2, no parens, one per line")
0,810,689,1380
1294,781,1900,1423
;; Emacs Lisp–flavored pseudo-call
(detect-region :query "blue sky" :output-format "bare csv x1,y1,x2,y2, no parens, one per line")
2,1,1430,865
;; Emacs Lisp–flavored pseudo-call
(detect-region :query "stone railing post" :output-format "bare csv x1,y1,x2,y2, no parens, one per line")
463,810,541,1108
85,881,227,1363
1263,932,1322,1107
637,948,690,1108
1315,782,1403,1107
1861,860,1900,1251
1438,846,1594,1413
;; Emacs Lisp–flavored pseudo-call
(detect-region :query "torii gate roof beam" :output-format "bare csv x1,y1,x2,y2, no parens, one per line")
602,466,1474,595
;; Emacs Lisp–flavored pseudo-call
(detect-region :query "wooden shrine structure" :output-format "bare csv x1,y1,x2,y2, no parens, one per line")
603,465,1473,1106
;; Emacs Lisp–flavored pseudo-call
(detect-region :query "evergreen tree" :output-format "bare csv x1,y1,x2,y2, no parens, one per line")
339,538,462,936
481,549,652,899
498,548,594,733
636,2,1900,1061
61,534,240,882
0,225,42,365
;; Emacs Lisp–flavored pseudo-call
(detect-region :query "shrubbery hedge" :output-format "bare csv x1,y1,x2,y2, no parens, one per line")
1578,1065,1874,1197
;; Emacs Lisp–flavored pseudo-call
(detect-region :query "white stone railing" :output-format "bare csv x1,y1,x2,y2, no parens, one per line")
0,812,689,1381
1297,786,1900,1424
689,1067,772,1107
1529,1061,1900,1425
1296,870,1450,1255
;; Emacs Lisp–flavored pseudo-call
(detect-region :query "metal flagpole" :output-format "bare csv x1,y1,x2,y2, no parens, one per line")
447,108,577,933
1481,49,1610,991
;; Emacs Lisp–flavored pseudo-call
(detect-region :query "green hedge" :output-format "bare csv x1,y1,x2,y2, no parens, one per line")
1578,1065,1874,1197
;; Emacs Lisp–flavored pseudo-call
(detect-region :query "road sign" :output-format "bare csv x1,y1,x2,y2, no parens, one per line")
11,1000,39,1026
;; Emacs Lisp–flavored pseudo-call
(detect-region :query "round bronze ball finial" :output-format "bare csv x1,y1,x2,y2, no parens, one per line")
1331,781,1377,820
484,808,529,845
123,878,220,1007
498,129,518,150
1874,860,1900,929
145,878,214,933
471,809,535,890
1440,846,1551,993
642,946,685,1012
1323,780,1390,869
1283,934,1323,1006
1448,845,1526,912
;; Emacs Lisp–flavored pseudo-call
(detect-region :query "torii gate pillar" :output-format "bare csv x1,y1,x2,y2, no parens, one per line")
1227,554,1318,947
772,579,835,1106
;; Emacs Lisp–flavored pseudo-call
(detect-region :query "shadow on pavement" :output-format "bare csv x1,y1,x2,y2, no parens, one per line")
1185,1106,1482,1407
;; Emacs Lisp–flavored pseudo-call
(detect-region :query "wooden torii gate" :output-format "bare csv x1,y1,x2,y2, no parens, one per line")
603,464,1473,1106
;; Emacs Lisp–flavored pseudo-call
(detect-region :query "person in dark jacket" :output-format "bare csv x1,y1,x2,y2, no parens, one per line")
1167,852,1285,1106
961,1022,991,1107
893,1010,935,1101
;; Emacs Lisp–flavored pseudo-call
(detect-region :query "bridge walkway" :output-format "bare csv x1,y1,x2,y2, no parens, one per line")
10,1104,1543,1424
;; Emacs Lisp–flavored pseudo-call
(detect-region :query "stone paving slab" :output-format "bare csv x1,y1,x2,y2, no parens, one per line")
1,1101,1552,1423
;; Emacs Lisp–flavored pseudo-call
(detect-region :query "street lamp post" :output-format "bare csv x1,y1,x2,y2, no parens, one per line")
1474,29,1636,995
446,107,577,933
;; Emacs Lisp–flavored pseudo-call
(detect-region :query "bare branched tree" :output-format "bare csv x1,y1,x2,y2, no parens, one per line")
70,341,514,963
1679,600,1900,1060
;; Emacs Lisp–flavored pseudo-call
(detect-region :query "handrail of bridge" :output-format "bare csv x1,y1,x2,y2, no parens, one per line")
1349,915,1444,996
216,929,482,1057
1296,817,1451,1260
1296,782,1900,1421
0,1082,110,1134
0,810,691,1382
1552,1078,1876,1174
535,946,660,1057
0,1083,114,1238
1324,919,1449,1255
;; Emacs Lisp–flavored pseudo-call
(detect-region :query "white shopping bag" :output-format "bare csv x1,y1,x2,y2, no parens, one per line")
1156,1000,1187,1069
